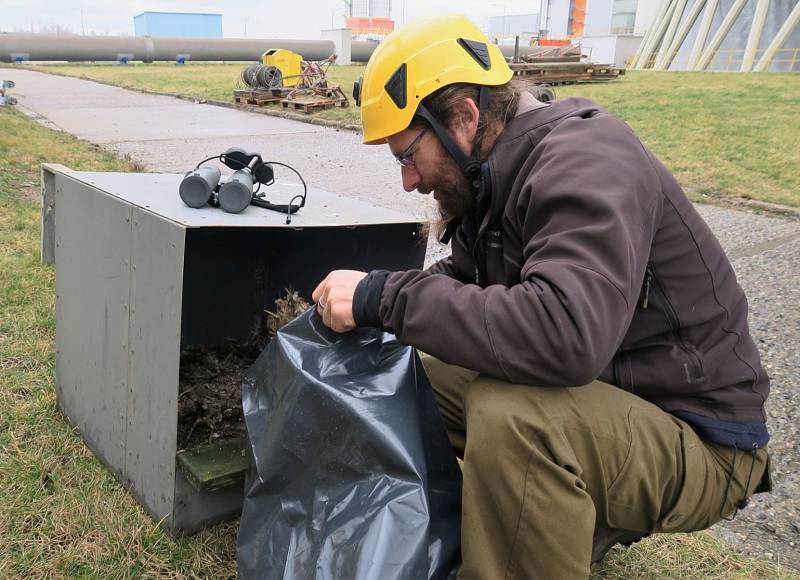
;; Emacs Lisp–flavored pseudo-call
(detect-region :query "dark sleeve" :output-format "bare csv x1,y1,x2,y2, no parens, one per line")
375,115,664,386
353,225,477,328
352,270,390,328
425,256,460,277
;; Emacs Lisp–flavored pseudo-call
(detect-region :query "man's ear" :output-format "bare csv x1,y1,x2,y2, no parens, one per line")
451,97,481,150
453,97,480,130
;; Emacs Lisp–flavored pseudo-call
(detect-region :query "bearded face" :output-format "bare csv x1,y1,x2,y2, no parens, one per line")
407,131,475,222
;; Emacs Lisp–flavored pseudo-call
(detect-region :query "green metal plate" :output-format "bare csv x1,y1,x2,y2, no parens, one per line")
176,438,249,492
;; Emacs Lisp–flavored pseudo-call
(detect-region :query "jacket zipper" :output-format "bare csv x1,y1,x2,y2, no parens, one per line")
642,263,704,382
472,217,491,285
642,265,653,309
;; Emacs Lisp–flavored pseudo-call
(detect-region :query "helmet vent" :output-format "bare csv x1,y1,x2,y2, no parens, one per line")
353,76,363,106
458,38,491,70
384,63,407,109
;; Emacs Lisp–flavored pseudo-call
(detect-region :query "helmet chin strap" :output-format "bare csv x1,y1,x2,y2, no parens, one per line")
415,86,489,191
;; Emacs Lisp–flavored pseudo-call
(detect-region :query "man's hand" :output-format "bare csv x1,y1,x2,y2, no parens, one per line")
312,270,368,333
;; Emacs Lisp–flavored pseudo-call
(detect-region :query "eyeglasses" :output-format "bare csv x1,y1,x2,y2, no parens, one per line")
393,126,429,167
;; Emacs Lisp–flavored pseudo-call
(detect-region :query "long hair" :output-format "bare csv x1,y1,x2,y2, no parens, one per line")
410,80,524,237
411,80,525,161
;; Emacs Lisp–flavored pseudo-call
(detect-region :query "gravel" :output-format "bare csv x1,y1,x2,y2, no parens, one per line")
702,216,800,570
8,68,799,570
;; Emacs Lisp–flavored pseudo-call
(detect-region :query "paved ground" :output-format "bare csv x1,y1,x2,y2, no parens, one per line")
5,68,799,569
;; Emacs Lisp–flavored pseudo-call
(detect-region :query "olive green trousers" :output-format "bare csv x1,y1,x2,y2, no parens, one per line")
420,354,770,580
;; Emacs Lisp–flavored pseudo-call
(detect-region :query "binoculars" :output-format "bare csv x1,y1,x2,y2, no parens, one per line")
179,147,275,214
180,165,256,213
179,148,306,222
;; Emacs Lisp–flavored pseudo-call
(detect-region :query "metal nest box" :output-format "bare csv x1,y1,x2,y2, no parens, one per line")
41,165,426,535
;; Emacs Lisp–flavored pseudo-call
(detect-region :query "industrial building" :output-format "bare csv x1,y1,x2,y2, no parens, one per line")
533,0,799,71
345,0,395,37
535,0,660,67
488,13,541,42
133,12,223,38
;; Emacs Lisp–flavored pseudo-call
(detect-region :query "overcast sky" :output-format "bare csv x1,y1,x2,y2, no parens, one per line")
1,1,540,38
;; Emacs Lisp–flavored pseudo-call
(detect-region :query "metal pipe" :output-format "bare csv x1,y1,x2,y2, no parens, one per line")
635,0,678,69
753,0,800,72
741,0,770,72
688,0,718,69
0,33,336,63
658,0,707,71
654,0,689,69
0,33,541,64
630,0,672,68
695,0,748,70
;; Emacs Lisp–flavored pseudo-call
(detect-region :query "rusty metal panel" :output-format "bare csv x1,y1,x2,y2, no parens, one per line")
126,206,185,527
54,172,133,478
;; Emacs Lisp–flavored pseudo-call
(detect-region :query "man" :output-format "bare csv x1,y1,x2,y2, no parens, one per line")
312,15,771,579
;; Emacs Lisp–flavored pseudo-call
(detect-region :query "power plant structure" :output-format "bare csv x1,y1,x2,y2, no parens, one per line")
631,0,800,71
3,2,796,71
345,0,395,38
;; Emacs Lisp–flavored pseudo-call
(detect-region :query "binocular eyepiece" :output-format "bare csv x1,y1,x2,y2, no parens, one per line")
179,165,221,208
218,170,255,213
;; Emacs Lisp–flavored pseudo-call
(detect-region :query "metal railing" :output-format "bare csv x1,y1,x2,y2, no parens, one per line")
635,47,800,71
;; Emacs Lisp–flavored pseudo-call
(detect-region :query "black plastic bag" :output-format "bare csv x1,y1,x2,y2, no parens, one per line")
237,309,462,579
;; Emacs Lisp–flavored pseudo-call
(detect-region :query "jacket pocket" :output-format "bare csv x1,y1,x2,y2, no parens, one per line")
641,263,705,384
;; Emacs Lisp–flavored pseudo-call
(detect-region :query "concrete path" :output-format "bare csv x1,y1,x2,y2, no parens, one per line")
5,68,799,569
6,69,434,217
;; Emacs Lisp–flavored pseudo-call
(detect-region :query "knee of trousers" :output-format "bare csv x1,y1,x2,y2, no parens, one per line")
461,378,573,462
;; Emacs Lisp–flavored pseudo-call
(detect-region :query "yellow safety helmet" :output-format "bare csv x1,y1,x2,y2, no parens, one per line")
354,15,513,145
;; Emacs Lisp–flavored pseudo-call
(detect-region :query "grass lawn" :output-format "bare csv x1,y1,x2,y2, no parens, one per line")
0,104,797,577
21,62,800,208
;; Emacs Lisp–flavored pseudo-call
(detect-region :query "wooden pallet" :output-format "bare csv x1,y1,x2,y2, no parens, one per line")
280,96,349,113
509,62,625,85
233,89,283,106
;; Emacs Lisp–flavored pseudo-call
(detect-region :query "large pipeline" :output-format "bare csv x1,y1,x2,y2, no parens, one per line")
0,32,538,63
0,33,337,62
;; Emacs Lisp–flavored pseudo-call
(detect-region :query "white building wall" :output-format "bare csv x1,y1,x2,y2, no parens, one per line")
544,0,573,38
580,34,644,66
542,0,656,41
614,34,645,66
352,0,391,18
633,0,662,35
580,35,618,61
585,0,614,36
489,13,541,38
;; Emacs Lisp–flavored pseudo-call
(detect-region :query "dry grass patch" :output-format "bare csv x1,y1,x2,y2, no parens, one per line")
0,106,237,576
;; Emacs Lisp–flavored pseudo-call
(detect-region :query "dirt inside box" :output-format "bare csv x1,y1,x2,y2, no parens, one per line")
177,291,309,450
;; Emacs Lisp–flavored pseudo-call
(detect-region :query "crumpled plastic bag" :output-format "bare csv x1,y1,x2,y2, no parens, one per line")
237,308,462,579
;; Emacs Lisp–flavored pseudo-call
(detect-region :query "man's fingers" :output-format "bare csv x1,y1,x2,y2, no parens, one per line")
311,276,327,303
322,299,333,328
311,270,363,332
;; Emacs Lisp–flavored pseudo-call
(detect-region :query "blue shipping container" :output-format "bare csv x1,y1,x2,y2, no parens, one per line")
134,12,223,38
